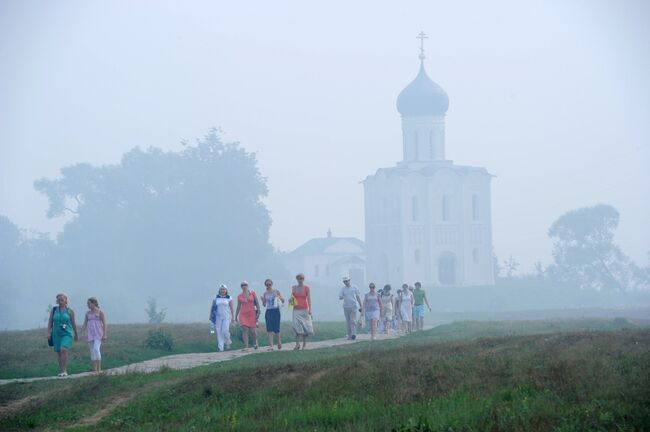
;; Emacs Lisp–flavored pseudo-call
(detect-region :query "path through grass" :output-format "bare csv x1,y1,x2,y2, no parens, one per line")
0,319,648,431
0,321,346,379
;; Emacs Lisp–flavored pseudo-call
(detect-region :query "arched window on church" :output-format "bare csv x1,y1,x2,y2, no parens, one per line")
472,248,479,264
472,194,479,221
429,130,434,159
314,264,319,277
413,131,419,161
442,195,451,221
411,196,419,222
414,249,421,264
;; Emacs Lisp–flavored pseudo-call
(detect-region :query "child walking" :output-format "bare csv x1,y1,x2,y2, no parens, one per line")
82,297,107,373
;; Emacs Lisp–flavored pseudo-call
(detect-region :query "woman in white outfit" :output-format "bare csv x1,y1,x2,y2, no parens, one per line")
380,285,394,334
399,285,414,334
209,284,234,351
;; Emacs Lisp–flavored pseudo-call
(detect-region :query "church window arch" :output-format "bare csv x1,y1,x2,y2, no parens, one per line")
442,195,451,221
314,264,319,277
472,248,479,263
411,196,419,222
414,249,421,264
438,252,456,285
413,131,419,161
472,194,479,221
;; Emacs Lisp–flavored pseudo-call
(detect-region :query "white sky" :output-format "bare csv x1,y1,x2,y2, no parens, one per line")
1,0,649,272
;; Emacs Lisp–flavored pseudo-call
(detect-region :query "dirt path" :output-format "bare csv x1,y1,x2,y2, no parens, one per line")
0,394,45,419
0,328,419,387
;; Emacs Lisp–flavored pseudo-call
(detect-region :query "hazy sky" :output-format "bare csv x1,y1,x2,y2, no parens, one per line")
1,0,649,272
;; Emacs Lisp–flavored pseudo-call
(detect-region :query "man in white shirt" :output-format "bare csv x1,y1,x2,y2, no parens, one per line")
338,276,362,340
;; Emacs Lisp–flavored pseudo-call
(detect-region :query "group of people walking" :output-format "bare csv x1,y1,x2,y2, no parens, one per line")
208,273,314,352
209,273,431,352
339,277,431,341
46,274,430,377
47,293,107,377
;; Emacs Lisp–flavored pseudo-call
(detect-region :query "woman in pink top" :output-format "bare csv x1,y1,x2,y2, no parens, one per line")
235,281,260,351
82,297,107,373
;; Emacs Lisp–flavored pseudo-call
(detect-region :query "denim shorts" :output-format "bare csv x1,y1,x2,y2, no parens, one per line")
413,304,425,319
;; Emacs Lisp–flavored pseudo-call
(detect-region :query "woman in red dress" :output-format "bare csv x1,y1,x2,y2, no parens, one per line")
235,281,260,351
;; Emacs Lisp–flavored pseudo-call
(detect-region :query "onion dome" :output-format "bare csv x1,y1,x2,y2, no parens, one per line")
396,61,449,116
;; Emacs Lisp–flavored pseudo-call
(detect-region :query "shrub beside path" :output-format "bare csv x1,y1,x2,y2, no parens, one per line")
0,328,415,386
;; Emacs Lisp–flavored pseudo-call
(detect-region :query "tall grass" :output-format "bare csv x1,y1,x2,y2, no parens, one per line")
0,319,648,431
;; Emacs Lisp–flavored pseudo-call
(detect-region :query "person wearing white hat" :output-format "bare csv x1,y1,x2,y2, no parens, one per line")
209,284,234,352
338,276,362,340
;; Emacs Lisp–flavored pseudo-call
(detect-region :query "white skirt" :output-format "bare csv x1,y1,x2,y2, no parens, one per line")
400,304,412,322
365,310,380,321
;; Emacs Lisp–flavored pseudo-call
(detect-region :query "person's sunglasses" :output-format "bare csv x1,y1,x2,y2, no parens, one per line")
265,283,272,287
241,284,248,287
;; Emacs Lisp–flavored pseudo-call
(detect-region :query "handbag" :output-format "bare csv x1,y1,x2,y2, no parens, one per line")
47,306,56,347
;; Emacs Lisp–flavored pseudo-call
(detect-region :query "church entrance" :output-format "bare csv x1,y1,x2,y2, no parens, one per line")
438,252,456,285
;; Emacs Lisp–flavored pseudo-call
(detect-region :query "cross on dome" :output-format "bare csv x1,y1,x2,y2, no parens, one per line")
417,31,428,61
396,31,449,117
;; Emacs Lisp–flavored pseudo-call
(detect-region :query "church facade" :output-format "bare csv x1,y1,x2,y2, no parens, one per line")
363,43,495,288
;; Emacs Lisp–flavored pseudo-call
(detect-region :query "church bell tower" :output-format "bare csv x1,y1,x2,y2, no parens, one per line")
396,32,450,164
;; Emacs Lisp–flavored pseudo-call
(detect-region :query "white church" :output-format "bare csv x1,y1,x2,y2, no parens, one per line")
363,34,495,287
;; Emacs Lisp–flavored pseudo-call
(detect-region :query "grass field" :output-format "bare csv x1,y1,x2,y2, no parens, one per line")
0,321,346,379
1,318,648,431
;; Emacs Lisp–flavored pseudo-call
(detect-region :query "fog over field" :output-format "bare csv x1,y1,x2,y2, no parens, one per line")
1,1,649,329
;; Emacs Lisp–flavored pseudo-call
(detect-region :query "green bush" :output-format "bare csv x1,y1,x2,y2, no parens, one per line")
144,328,174,351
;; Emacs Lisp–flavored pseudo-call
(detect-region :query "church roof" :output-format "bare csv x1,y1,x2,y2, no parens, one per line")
329,255,366,267
396,62,449,117
362,163,492,183
287,237,365,258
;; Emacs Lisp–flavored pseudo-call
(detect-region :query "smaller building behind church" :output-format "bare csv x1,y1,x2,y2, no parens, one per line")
283,230,366,288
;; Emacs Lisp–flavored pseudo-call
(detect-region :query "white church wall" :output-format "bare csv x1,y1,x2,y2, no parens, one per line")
399,173,426,284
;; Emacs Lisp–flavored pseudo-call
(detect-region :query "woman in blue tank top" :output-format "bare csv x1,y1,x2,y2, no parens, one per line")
48,293,79,377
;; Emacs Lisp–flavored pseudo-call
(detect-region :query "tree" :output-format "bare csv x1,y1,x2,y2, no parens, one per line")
145,297,167,323
548,204,646,291
503,255,519,279
0,216,21,285
34,128,287,321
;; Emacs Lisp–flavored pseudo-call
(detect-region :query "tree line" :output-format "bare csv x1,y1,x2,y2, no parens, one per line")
1,129,648,328
1,129,287,328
